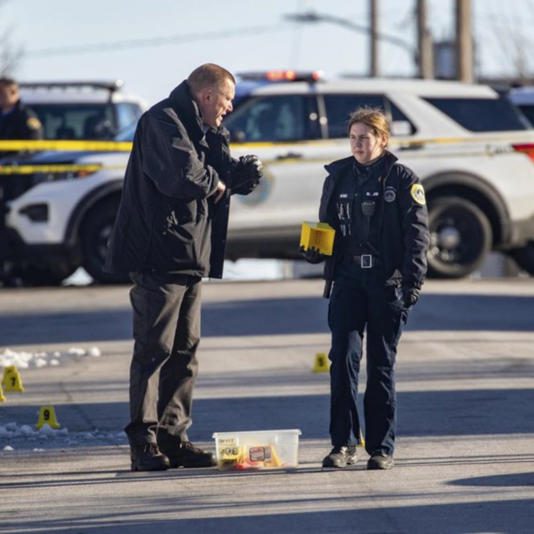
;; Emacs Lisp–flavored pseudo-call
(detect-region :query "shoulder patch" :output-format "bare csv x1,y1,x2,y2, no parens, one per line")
410,183,426,205
26,117,42,130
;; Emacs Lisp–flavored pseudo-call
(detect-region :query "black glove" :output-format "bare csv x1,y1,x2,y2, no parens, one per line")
299,246,325,264
402,286,421,308
231,155,263,195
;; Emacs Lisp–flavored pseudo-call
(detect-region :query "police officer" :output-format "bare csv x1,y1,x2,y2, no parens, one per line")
0,77,43,144
105,64,262,472
0,78,43,285
302,107,429,470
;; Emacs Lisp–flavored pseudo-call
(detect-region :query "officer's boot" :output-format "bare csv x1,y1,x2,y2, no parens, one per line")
130,442,170,472
158,431,216,468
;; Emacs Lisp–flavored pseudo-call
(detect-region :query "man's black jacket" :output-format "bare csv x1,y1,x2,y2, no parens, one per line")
319,150,430,289
105,80,233,279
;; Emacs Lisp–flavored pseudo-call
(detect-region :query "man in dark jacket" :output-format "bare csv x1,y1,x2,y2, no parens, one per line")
0,77,43,145
105,63,262,471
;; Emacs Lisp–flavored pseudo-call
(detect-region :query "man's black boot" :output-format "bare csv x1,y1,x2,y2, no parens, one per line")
158,434,216,468
367,452,394,470
322,445,358,468
130,443,170,472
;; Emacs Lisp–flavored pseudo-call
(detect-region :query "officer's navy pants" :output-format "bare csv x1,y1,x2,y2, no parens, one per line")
328,273,407,456
125,272,201,446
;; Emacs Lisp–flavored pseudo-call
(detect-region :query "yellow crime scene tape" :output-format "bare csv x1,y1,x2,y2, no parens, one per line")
0,134,518,177
0,164,128,175
0,139,132,175
0,139,133,152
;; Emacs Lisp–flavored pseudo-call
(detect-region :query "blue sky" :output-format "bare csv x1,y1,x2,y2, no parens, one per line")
2,0,534,105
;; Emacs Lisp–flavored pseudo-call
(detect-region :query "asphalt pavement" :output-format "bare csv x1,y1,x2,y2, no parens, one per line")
0,277,533,533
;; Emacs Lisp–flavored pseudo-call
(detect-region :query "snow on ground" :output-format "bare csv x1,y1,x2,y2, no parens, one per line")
0,346,102,369
0,422,126,451
0,346,117,450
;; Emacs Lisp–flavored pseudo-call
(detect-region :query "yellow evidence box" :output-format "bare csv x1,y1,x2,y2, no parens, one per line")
299,222,336,256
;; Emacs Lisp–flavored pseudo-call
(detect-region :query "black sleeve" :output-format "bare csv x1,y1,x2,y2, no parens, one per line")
205,126,237,184
397,165,430,287
319,174,333,223
140,113,219,200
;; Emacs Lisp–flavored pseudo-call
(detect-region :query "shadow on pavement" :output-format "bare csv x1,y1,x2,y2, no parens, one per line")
0,292,533,345
0,497,532,534
449,471,534,487
1,388,534,444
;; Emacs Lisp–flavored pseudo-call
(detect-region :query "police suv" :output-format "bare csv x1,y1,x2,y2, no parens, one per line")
2,72,534,284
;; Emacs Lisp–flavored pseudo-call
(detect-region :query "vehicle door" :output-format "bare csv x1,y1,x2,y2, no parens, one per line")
225,93,325,234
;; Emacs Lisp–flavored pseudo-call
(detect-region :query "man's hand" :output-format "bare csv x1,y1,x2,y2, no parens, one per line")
300,246,325,264
231,155,263,195
402,286,420,308
212,180,227,203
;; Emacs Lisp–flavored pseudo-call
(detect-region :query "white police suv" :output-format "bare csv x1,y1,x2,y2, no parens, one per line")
225,72,534,278
2,72,534,284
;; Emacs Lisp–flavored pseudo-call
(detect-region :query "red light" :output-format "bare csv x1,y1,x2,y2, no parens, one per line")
266,70,297,81
512,143,534,162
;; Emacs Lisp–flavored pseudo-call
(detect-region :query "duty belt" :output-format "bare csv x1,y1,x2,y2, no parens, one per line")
351,254,375,269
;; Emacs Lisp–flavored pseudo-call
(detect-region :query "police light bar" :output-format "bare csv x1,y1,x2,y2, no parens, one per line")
237,70,323,83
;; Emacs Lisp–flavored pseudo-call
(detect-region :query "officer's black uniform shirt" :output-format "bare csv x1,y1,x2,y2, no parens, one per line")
0,100,43,141
335,155,387,267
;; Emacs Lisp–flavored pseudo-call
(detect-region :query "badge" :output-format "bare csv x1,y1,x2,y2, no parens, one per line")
410,183,426,205
26,117,42,130
384,187,396,203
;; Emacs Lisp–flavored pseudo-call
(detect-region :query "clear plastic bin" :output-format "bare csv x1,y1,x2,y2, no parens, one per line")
212,429,301,470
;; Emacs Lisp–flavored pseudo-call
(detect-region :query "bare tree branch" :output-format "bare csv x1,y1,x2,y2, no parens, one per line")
0,0,24,76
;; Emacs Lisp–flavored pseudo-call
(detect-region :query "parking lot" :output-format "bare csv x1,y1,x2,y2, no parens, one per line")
0,277,533,533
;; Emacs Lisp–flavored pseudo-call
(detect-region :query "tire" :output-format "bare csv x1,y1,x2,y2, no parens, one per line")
80,201,129,284
18,258,78,287
427,196,492,279
509,241,534,275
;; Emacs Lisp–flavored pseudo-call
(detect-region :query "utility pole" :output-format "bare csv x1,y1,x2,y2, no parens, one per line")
369,0,379,77
417,0,433,78
455,0,473,82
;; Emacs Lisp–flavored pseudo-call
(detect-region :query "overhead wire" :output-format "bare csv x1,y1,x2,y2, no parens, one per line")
26,24,288,58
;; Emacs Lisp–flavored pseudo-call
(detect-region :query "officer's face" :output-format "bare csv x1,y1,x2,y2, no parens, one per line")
198,78,235,128
0,84,19,111
349,122,387,164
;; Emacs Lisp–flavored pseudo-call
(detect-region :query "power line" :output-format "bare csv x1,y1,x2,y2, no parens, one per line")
26,25,287,58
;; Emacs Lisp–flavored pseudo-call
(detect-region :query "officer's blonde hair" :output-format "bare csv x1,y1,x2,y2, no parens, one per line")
187,63,235,95
347,107,390,145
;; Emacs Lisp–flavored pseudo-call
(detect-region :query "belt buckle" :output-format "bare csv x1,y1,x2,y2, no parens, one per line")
360,254,373,269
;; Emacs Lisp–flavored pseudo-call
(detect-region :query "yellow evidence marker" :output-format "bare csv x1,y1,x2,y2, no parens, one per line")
2,365,24,393
0,383,5,402
313,352,330,373
300,222,335,256
36,405,61,429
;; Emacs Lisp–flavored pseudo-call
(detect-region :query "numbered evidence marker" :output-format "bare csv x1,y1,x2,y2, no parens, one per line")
1,365,24,393
313,352,330,373
36,405,61,429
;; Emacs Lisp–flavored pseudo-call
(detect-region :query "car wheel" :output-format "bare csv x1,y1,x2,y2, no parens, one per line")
508,241,534,275
80,201,129,284
427,196,492,279
18,259,78,287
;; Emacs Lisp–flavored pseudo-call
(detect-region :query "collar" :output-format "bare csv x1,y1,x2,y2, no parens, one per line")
168,81,205,143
